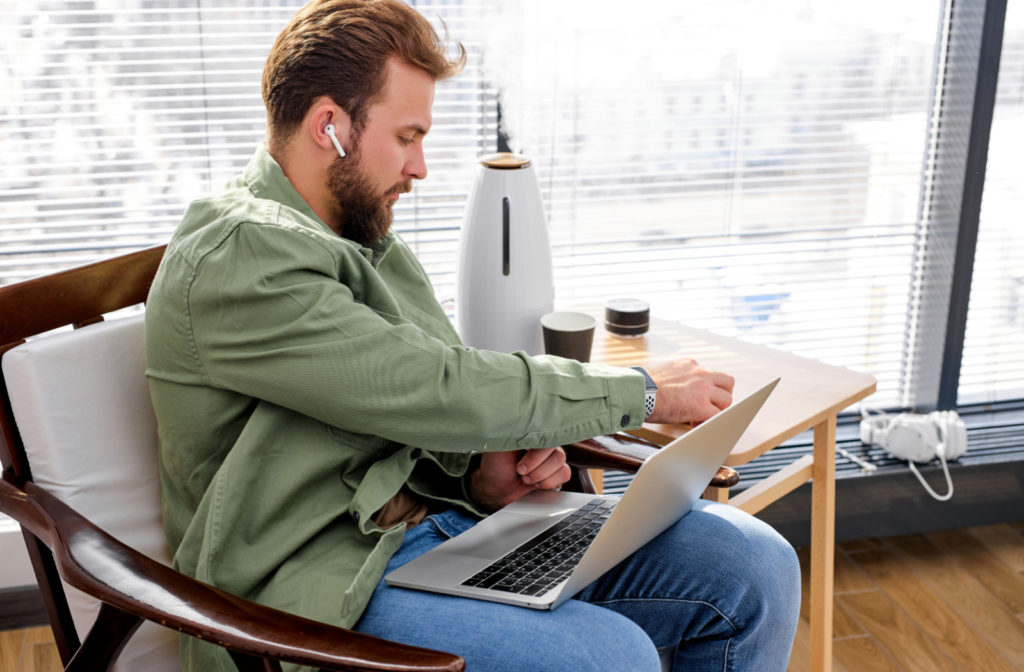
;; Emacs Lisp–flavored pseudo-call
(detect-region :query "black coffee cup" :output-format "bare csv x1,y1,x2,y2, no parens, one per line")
540,311,596,362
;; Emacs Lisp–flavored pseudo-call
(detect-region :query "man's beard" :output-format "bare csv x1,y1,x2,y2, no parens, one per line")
327,150,411,246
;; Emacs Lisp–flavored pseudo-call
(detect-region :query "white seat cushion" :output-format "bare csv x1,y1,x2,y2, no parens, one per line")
2,314,179,672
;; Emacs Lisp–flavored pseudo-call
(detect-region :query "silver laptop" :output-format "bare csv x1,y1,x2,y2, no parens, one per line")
385,377,779,610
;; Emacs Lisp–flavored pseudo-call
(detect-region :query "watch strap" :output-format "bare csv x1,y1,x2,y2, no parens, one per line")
629,366,658,419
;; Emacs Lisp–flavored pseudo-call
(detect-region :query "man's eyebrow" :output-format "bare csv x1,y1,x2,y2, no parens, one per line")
403,124,429,136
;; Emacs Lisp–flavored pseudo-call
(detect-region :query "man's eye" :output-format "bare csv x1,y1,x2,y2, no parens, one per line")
399,136,414,146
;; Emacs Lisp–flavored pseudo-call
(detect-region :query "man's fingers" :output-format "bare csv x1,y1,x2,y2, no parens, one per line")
517,447,568,486
711,371,736,393
710,385,733,411
530,464,572,490
516,446,560,474
522,458,569,486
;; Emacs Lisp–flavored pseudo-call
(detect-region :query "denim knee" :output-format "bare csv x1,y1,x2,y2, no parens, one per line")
726,506,802,629
572,502,801,670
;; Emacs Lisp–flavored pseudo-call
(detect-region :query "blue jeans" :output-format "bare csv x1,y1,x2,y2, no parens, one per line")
354,501,800,671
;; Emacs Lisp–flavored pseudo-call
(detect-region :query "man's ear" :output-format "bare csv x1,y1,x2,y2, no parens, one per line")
308,97,352,155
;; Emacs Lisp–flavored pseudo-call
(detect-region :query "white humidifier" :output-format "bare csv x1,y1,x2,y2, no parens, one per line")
457,153,554,355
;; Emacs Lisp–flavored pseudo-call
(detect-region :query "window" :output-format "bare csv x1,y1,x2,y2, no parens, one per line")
0,1,495,301
485,0,945,409
484,0,1020,411
958,0,1024,405
0,0,1018,411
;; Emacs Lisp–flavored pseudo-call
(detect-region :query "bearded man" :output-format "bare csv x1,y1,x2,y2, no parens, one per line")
145,1,800,670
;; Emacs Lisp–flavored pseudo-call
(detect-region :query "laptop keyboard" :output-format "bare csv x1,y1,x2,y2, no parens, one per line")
460,498,616,596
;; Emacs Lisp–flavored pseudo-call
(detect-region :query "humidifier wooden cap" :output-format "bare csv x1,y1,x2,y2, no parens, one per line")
479,152,531,169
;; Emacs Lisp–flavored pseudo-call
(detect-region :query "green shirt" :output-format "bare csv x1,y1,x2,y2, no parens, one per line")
145,145,645,670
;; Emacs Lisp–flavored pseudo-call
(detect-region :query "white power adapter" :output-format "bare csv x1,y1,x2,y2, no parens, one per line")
859,409,967,501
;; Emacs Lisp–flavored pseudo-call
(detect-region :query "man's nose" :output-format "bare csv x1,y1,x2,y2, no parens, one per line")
405,145,427,180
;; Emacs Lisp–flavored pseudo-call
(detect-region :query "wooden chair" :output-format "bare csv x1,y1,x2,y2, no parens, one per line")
0,246,737,672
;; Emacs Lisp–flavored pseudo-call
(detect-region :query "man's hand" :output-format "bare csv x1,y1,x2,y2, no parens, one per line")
646,358,735,425
467,448,571,513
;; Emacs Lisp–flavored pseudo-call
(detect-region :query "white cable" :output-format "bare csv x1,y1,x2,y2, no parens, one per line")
837,445,877,472
907,453,955,501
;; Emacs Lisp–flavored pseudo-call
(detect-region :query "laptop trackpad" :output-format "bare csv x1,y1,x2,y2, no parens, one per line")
441,510,565,561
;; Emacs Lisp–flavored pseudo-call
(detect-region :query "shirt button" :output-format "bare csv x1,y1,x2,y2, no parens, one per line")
352,511,360,523
620,414,631,426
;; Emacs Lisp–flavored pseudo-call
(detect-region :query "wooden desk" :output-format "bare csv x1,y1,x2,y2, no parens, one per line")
591,317,876,672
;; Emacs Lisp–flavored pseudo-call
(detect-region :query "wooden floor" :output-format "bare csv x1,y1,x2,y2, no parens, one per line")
1,522,1021,672
789,522,1024,672
0,626,61,672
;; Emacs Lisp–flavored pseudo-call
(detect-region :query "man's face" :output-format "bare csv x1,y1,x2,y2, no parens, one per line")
328,58,434,245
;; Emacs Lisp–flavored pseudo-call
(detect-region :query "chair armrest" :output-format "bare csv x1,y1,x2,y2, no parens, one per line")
0,475,463,672
564,433,739,488
564,433,659,471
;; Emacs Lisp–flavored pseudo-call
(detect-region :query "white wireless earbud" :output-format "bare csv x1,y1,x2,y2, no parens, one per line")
324,123,346,159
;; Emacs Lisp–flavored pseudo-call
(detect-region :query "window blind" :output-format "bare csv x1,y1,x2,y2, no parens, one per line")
958,1,1024,405
0,1,495,300
483,0,950,409
2,1,1018,411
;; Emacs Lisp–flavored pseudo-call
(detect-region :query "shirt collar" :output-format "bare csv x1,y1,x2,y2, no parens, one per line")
243,143,396,263
244,144,326,228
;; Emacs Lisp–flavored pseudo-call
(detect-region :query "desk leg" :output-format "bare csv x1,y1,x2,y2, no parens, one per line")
810,415,836,672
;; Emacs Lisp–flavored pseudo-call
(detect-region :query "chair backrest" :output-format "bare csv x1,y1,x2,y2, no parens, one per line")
2,314,179,671
0,245,177,670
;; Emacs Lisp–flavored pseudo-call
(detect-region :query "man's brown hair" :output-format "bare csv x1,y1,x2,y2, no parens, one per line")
262,0,465,150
